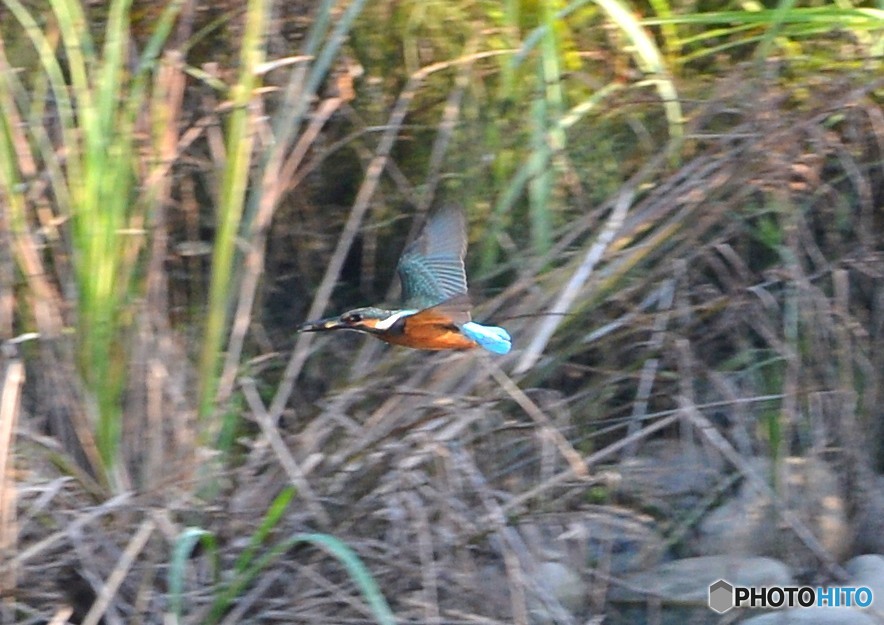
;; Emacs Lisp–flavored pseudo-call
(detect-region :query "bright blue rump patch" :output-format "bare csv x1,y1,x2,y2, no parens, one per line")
461,322,512,354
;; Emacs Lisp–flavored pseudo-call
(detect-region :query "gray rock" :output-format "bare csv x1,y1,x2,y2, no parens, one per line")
844,554,884,622
740,606,880,625
530,560,585,616
516,507,665,577
611,555,793,605
853,478,884,554
846,554,884,595
476,560,586,624
696,457,849,568
615,439,725,515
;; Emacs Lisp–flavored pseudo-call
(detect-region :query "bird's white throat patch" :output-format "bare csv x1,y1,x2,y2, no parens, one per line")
373,309,418,331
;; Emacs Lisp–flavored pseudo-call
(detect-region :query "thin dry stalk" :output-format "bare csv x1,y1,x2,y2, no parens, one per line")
623,278,675,457
0,351,25,605
269,49,512,423
217,91,346,407
47,607,74,625
9,493,132,573
403,488,440,625
240,377,331,528
0,36,64,339
11,42,884,625
0,216,12,342
514,186,635,374
217,568,285,625
487,360,588,479
495,412,681,521
136,45,193,490
681,400,848,579
454,447,530,625
80,518,155,625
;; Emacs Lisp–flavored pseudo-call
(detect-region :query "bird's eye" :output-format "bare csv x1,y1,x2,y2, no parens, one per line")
345,313,363,323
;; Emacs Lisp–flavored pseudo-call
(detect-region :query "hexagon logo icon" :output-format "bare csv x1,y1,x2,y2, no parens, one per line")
709,579,735,613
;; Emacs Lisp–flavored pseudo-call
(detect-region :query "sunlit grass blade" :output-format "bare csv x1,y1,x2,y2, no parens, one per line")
3,0,81,200
0,44,27,224
647,0,681,60
196,0,269,425
480,82,623,272
208,0,368,420
169,487,395,625
511,0,683,142
231,487,295,574
753,0,800,63
528,0,566,257
168,527,219,620
210,532,397,625
513,0,593,66
592,0,683,142
1,0,182,484
643,7,884,65
529,66,553,256
287,533,397,625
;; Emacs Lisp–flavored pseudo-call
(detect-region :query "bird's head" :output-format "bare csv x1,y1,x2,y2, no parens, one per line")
297,307,406,335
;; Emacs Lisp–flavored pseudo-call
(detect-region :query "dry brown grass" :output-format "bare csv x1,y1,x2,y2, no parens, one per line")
3,61,883,625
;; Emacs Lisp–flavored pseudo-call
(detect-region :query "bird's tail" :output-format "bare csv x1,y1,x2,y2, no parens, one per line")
461,322,512,354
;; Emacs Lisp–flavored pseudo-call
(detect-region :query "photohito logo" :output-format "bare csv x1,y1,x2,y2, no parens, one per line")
708,579,873,614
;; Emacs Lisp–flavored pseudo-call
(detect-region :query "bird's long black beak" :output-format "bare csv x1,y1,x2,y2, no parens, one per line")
297,316,344,332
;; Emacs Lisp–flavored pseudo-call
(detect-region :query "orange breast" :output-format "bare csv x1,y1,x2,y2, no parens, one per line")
377,313,477,351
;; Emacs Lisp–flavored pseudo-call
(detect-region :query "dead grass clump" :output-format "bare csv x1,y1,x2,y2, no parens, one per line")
5,70,884,624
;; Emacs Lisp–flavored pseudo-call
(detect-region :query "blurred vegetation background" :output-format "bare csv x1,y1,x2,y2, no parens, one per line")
0,0,882,623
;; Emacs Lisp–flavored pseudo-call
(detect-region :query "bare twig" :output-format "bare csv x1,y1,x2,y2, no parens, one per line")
514,187,635,374
493,413,681,521
81,518,155,625
487,360,588,479
268,50,512,423
682,402,849,579
0,350,25,605
240,377,331,528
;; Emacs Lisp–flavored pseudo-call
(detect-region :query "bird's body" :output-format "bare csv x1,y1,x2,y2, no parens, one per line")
298,206,511,354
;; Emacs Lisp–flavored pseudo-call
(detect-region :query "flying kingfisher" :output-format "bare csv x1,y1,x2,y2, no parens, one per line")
298,205,512,354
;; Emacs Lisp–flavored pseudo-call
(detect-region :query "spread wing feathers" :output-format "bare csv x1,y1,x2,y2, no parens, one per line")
406,293,472,327
397,205,469,309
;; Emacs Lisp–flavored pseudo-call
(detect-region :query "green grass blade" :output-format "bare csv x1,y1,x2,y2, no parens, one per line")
647,0,681,60
480,82,623,272
0,54,28,242
642,7,884,28
168,527,219,620
202,0,368,432
97,0,132,138
512,0,593,67
289,533,397,625
3,0,183,480
211,531,397,625
49,0,95,178
529,69,553,256
593,0,683,141
513,0,683,141
266,0,369,193
135,0,185,77
3,0,82,192
753,0,800,63
231,487,295,574
197,0,269,423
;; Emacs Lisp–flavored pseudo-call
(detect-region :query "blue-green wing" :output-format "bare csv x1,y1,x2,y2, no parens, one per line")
397,205,469,309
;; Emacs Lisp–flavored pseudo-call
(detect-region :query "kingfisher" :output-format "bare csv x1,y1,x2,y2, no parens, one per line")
298,205,512,354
